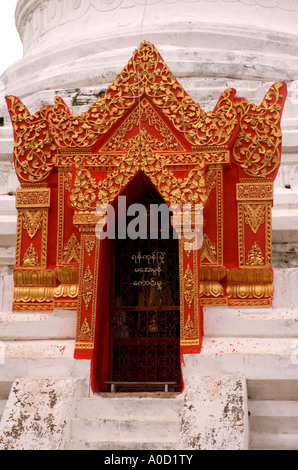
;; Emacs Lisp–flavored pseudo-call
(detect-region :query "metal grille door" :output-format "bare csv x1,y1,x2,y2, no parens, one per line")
110,231,181,390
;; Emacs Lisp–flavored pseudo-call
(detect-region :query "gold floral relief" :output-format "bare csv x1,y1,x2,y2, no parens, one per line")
70,135,208,211
199,267,226,299
23,210,43,239
81,266,94,310
243,204,266,234
84,236,96,258
238,201,271,268
233,82,286,178
13,267,57,305
227,269,273,300
236,181,273,201
6,96,58,184
183,264,195,309
16,188,51,208
102,97,184,152
205,168,217,196
54,266,79,299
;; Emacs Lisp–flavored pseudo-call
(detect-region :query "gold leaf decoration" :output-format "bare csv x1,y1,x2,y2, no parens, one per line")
243,204,266,234
247,242,265,266
200,234,217,264
183,264,195,309
23,244,39,267
79,317,91,340
233,82,286,178
63,234,81,264
184,314,196,338
85,236,96,258
23,210,43,239
70,135,208,210
81,266,94,310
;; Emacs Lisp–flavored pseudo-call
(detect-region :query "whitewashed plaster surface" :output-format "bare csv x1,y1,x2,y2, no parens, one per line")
180,373,249,450
0,377,83,450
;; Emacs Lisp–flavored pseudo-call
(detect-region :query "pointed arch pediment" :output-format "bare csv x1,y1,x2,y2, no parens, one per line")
100,97,186,153
6,41,286,187
70,134,208,210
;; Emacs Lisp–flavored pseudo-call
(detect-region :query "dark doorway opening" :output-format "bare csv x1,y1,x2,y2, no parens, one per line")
108,175,182,392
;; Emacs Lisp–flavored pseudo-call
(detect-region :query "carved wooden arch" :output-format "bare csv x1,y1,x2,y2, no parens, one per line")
6,41,287,392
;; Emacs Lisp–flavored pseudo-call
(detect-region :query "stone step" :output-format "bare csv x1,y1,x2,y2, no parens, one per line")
0,247,15,267
0,310,77,341
75,395,183,421
0,163,19,196
247,380,298,450
2,339,76,359
249,415,298,437
186,337,298,381
68,394,182,450
204,307,298,338
0,195,17,250
0,214,16,247
0,274,14,313
65,439,178,450
0,341,90,385
247,380,298,401
70,416,181,444
0,196,17,253
250,432,298,450
0,196,17,215
0,382,12,399
249,400,298,419
0,399,7,421
0,382,12,423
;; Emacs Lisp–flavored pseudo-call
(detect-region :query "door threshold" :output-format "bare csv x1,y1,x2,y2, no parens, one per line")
96,391,182,398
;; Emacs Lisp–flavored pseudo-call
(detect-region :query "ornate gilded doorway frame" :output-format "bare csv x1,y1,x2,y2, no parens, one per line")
6,42,287,392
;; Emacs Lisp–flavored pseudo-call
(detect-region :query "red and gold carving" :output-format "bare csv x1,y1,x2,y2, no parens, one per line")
233,83,285,179
75,232,100,352
227,269,273,306
6,41,286,390
15,206,48,271
13,269,57,312
53,266,79,310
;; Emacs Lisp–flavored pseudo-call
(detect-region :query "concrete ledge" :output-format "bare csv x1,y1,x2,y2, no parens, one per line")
204,307,298,338
0,216,17,247
0,310,77,341
3,340,76,359
0,357,90,385
183,342,298,381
